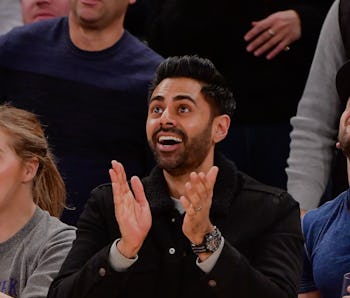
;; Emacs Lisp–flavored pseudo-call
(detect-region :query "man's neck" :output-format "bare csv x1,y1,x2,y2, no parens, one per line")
163,157,215,199
164,172,191,199
68,17,125,51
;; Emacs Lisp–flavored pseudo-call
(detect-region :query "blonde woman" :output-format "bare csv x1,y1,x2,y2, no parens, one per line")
0,104,76,298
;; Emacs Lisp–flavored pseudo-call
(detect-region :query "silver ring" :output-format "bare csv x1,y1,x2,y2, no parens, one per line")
192,205,202,212
284,46,290,52
268,29,275,36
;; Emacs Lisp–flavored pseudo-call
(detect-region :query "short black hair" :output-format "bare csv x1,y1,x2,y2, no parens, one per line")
148,55,236,116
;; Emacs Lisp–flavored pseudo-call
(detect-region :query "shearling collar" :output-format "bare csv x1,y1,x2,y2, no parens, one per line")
142,152,239,217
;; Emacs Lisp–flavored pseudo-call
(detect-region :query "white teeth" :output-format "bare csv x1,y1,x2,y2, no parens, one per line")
158,136,182,143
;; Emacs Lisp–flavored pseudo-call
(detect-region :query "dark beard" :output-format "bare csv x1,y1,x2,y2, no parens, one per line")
149,123,213,176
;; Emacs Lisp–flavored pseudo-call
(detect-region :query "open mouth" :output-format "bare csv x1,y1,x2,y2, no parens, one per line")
158,135,182,145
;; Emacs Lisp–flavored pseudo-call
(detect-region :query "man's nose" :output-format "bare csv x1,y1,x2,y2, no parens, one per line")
159,108,176,127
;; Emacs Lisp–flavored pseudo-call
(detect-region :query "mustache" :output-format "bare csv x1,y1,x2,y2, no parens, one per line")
152,127,186,141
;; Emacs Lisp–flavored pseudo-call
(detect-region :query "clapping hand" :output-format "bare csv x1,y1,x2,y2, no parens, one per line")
180,166,218,247
109,160,152,258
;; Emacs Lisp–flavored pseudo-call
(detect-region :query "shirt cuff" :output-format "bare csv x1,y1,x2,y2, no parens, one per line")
196,237,224,273
109,239,138,272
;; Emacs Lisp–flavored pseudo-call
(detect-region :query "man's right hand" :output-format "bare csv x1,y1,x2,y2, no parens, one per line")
109,160,152,259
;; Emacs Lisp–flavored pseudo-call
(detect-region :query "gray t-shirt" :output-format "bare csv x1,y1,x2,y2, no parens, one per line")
0,207,76,298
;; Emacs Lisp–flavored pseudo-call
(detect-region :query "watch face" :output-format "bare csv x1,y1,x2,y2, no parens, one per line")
191,227,222,254
205,228,221,252
206,238,221,252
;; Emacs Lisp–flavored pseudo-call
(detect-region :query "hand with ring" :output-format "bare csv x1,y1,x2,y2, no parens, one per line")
180,166,219,245
268,29,275,37
192,205,202,212
244,9,301,59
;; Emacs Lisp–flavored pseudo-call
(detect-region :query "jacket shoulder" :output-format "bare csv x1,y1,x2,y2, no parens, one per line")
238,171,299,210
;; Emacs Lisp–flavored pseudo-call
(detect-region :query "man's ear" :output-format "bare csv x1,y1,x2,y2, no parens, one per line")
337,105,350,152
212,114,230,143
22,158,39,183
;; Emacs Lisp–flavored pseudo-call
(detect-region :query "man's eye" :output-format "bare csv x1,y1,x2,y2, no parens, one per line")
178,106,190,113
152,106,163,114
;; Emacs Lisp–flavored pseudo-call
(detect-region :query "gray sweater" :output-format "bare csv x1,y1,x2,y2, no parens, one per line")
0,0,22,35
286,0,347,210
0,207,76,298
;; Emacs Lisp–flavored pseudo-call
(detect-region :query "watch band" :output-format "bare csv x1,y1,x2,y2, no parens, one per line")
191,242,208,254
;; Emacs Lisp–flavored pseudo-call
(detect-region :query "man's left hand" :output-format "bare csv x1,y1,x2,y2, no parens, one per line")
180,166,219,245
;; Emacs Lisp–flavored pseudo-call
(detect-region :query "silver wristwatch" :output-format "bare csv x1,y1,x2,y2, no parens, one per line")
191,226,222,254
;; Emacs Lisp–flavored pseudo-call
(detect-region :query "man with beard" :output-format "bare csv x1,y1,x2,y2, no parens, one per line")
48,55,303,298
297,61,350,298
145,0,333,195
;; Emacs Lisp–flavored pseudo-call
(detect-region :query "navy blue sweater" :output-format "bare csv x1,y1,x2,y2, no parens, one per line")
0,17,163,225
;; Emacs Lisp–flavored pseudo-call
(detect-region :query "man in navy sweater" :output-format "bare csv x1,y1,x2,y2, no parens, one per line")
0,0,163,225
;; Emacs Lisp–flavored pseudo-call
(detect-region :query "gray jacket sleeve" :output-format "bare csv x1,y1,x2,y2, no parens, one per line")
286,0,347,210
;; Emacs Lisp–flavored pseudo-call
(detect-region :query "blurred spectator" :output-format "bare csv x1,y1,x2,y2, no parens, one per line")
287,0,349,214
0,0,70,36
21,0,69,24
0,0,163,226
0,0,22,35
298,60,350,298
0,103,75,298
